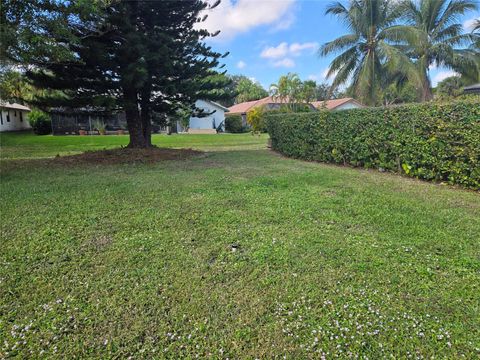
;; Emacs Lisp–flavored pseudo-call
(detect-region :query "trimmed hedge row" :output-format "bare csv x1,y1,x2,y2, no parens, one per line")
265,99,480,189
225,114,247,133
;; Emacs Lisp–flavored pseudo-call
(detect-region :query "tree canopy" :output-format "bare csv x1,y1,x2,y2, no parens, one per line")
233,76,269,104
320,0,479,105
3,0,229,147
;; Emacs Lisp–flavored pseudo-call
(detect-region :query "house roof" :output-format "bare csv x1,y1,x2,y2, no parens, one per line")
205,100,230,112
0,101,31,111
464,83,480,94
311,98,364,110
228,96,296,114
229,96,364,114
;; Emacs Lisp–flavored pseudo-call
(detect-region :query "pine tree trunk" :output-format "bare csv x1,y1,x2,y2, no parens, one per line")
124,88,147,148
140,85,153,147
141,108,152,147
126,110,146,148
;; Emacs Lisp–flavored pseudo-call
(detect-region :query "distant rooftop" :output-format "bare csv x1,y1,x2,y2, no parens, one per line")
311,98,365,110
228,96,364,114
228,96,279,114
464,83,480,94
0,102,31,111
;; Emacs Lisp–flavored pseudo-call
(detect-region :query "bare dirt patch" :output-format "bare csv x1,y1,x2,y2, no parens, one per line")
52,147,204,165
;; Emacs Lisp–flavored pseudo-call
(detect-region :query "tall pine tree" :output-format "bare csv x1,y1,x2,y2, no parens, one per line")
5,0,228,147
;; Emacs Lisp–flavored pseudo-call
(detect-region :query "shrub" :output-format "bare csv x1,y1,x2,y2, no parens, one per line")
28,109,52,135
225,114,245,133
93,120,106,134
265,99,480,189
247,105,266,133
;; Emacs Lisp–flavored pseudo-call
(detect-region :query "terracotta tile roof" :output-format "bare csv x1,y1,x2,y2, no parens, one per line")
228,96,284,114
311,98,364,110
229,96,364,114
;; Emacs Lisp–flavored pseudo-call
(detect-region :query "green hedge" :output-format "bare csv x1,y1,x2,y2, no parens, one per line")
28,109,52,135
225,114,247,133
265,99,480,189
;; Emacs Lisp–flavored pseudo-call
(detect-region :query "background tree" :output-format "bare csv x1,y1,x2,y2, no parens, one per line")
314,82,333,101
0,69,65,105
270,73,303,111
234,76,268,104
382,82,419,105
320,0,418,106
5,0,228,148
300,80,317,103
435,76,465,98
0,70,33,104
400,0,479,101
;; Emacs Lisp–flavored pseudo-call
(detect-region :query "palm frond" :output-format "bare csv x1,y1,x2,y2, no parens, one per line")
320,34,360,56
439,33,478,47
434,0,478,34
434,23,463,42
330,53,359,91
378,41,422,88
378,25,422,44
325,1,349,16
327,45,360,77
474,19,480,33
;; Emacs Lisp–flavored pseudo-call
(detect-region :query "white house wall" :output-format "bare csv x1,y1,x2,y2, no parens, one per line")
189,100,225,130
335,102,362,110
0,109,31,132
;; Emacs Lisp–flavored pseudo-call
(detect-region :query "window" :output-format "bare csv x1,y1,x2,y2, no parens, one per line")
20,111,23,122
0,112,3,125
7,112,10,122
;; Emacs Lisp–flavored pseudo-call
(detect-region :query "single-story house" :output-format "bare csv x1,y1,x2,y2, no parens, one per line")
311,98,365,111
0,102,31,132
50,99,228,135
177,99,229,134
228,96,363,125
228,96,317,125
463,83,480,94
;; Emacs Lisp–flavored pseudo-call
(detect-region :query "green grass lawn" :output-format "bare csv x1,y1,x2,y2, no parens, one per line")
0,132,268,159
1,132,479,358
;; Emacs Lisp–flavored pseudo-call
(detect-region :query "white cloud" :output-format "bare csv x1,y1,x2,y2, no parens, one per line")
260,42,289,59
260,42,318,59
273,58,295,68
199,0,296,41
236,60,246,69
270,11,296,32
307,68,339,83
432,71,460,86
463,17,479,31
289,42,318,55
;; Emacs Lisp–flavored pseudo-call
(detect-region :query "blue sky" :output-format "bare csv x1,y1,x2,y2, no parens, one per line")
202,0,479,90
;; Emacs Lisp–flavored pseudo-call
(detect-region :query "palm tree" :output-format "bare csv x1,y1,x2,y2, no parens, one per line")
401,0,478,100
320,0,418,106
269,73,302,111
473,19,480,33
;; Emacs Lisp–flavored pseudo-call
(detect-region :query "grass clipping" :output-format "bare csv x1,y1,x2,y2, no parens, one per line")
53,147,204,165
